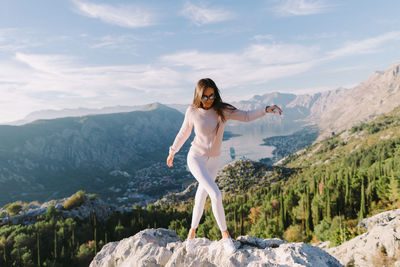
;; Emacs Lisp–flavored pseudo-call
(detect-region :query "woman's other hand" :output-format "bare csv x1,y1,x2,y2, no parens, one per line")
266,105,282,116
167,154,174,167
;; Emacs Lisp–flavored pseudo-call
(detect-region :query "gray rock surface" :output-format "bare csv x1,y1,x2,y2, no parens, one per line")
327,209,400,267
90,228,343,267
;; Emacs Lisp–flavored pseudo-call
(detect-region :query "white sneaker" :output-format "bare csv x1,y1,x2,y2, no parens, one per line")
186,238,195,254
222,238,236,255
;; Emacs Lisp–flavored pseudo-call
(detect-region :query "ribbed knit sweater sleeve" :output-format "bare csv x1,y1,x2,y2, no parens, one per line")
226,106,267,122
169,106,193,156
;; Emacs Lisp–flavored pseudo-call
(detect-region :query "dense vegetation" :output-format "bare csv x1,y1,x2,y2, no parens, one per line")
0,198,188,267
1,105,400,266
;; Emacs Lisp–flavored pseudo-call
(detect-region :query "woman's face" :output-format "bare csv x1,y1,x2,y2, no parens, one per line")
201,87,215,110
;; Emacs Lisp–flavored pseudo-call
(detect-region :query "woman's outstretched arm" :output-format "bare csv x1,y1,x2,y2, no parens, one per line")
226,105,282,122
167,106,193,167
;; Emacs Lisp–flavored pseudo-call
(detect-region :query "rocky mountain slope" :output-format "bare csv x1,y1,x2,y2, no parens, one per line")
326,209,400,267
308,63,400,141
89,228,342,267
229,63,400,144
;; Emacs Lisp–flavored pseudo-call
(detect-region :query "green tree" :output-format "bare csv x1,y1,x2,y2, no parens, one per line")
279,190,285,230
388,171,400,206
359,174,366,221
326,189,331,221
0,236,8,264
305,186,313,233
36,232,40,267
45,205,57,221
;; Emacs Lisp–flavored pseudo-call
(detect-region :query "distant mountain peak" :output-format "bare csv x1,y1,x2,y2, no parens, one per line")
140,102,169,111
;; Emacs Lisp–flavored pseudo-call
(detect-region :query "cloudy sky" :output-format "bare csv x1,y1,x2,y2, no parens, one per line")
1,0,400,123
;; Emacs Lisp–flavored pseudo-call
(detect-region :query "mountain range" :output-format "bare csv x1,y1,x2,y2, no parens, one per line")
1,63,400,207
9,63,400,143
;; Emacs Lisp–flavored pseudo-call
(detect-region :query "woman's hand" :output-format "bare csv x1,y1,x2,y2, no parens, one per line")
266,105,283,116
167,154,174,167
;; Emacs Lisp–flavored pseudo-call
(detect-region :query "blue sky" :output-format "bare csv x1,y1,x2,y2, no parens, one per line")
1,0,400,123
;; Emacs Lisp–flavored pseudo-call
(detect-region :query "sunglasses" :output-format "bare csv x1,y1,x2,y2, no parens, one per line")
201,94,215,101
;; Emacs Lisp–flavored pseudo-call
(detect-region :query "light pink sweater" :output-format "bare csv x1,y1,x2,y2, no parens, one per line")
169,105,267,157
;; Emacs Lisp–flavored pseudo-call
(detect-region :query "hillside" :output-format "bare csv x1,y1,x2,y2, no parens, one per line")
154,159,295,208
0,103,190,206
279,104,400,169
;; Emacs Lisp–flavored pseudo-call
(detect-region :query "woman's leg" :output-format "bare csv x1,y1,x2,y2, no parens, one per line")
187,151,227,232
189,155,221,231
206,157,231,239
190,184,208,230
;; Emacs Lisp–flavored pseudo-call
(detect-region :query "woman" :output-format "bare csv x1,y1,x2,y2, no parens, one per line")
166,78,282,255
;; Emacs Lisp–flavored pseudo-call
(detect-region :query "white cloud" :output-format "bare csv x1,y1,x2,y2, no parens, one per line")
295,32,338,40
13,52,182,94
2,30,400,123
0,28,42,51
161,43,319,88
243,44,319,65
326,31,400,59
72,0,155,28
252,34,275,41
0,52,187,122
273,0,333,17
321,65,369,74
15,53,76,75
1,41,318,122
181,2,235,26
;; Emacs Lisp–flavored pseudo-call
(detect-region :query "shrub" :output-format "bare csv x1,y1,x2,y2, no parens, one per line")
314,220,331,242
283,225,303,242
76,240,95,266
368,124,380,134
6,202,22,216
63,190,87,210
329,225,352,246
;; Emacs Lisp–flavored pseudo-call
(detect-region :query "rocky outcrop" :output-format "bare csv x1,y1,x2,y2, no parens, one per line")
153,182,198,207
90,228,343,267
326,209,400,267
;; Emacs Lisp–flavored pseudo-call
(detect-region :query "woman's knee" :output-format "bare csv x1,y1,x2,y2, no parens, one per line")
194,188,208,203
209,189,222,202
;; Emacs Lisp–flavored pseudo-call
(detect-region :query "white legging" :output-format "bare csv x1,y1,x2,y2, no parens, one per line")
186,149,227,231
